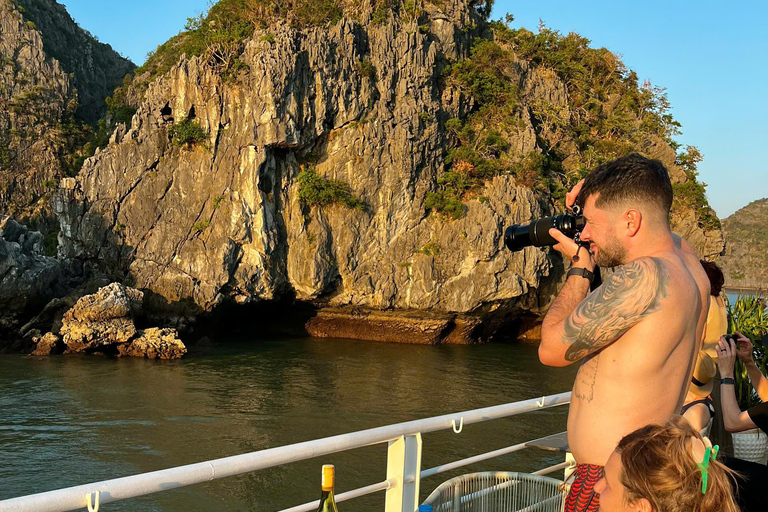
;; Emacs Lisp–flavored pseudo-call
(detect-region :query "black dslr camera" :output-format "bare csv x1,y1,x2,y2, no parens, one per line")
504,205,586,253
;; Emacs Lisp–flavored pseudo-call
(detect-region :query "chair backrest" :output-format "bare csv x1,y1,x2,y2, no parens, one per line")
423,472,567,512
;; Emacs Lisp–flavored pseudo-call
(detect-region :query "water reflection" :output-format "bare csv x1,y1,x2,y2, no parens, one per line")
0,337,577,511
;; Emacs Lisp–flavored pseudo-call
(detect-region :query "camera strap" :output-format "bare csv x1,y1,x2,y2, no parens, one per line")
572,244,588,263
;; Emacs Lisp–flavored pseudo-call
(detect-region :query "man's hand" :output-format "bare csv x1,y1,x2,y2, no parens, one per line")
717,337,738,378
734,332,754,363
549,228,596,271
566,179,584,210
550,178,595,269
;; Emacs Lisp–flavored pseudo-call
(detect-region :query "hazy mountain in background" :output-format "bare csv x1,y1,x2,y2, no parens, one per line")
720,198,768,289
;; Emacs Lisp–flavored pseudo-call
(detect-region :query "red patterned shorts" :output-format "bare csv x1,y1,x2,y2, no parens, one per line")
564,463,604,512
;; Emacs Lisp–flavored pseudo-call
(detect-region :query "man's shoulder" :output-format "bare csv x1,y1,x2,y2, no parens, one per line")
671,233,697,256
624,253,696,287
611,257,669,290
623,253,704,317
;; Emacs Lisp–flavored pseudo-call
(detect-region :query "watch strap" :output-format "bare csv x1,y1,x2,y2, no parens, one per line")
721,377,735,385
567,267,595,284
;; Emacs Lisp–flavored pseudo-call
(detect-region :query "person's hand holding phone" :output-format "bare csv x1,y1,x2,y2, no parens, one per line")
733,332,754,364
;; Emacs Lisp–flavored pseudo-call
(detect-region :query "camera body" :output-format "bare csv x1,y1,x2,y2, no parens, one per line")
724,333,740,344
504,206,586,253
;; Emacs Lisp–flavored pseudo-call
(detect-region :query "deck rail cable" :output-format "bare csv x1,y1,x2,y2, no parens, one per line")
0,392,571,512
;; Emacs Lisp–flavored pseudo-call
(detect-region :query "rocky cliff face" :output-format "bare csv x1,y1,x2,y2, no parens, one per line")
0,217,62,334
55,4,553,333
0,0,72,219
52,0,723,342
719,198,768,289
0,0,133,222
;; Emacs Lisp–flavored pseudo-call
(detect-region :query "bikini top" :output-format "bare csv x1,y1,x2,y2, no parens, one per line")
681,397,715,419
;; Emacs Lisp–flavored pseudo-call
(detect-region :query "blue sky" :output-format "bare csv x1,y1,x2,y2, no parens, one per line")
59,0,767,218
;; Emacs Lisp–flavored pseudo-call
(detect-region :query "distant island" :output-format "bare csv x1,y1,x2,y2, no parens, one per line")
720,198,768,290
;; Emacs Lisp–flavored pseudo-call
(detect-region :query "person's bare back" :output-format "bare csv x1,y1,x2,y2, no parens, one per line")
567,248,709,464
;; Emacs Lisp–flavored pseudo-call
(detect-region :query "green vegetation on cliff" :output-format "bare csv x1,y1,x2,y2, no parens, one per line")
428,16,717,230
108,0,492,109
719,198,768,288
672,145,720,230
169,119,209,148
297,167,365,211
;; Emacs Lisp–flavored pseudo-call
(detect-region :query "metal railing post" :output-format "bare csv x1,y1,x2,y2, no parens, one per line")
385,433,422,512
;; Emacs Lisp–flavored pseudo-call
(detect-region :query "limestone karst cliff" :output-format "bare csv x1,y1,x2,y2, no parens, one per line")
0,217,62,337
0,0,133,223
31,1,728,342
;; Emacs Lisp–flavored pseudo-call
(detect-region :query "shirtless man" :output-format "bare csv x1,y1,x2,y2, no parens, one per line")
538,154,710,512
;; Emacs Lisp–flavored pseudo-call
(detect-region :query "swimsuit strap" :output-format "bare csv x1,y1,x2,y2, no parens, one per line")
682,399,711,415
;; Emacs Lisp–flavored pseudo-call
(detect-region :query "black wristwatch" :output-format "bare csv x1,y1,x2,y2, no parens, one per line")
721,377,735,385
567,267,595,284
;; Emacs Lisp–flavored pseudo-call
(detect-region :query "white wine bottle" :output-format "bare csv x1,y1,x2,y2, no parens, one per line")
317,464,339,512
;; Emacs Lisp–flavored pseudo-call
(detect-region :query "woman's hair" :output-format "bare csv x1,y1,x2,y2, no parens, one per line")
616,416,739,512
700,260,725,296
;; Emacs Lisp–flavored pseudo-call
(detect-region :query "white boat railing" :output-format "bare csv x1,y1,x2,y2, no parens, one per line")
0,392,572,512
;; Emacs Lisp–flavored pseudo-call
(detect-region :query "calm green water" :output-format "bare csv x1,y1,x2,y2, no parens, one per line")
0,336,577,511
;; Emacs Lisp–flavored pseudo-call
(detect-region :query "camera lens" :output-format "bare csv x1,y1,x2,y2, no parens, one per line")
504,224,531,252
504,213,585,252
504,217,559,252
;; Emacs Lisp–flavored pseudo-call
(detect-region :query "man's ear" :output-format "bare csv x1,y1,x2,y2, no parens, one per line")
631,497,653,512
624,209,642,237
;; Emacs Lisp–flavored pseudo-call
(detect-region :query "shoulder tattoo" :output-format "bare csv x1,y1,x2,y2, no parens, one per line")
563,257,668,362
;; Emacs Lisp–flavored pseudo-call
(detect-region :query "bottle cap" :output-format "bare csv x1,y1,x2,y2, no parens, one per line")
418,505,433,512
321,464,335,491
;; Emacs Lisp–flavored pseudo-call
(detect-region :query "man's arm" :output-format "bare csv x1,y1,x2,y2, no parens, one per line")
718,337,759,432
745,361,768,402
540,257,668,367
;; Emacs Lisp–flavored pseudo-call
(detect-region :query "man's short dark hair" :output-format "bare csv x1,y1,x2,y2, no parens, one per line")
700,260,725,296
578,154,673,218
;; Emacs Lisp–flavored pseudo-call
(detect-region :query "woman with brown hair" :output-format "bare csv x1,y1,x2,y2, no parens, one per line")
594,416,739,512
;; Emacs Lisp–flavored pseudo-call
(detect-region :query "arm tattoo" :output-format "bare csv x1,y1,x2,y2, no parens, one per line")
563,257,668,362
